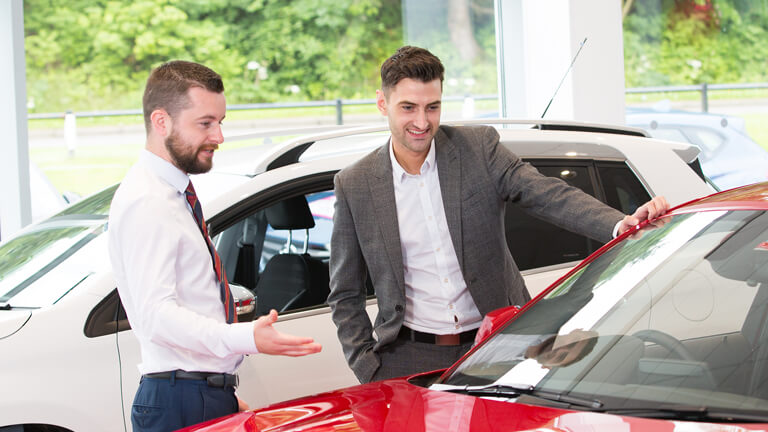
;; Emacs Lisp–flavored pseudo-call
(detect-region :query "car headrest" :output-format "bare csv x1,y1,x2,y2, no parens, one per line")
265,195,316,230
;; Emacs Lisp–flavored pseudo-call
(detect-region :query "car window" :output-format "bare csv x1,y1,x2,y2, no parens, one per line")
445,210,768,412
596,161,651,215
506,159,650,271
681,126,725,156
0,188,115,308
215,191,337,318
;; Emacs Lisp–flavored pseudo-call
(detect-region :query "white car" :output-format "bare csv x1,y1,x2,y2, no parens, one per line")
0,120,713,432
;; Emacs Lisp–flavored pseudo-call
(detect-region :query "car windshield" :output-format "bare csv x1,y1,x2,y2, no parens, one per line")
439,209,768,416
0,186,117,308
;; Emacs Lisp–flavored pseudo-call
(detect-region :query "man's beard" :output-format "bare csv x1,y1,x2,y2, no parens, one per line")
165,130,213,174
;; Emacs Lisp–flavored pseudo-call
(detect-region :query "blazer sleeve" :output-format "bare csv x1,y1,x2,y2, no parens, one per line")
479,126,624,242
327,172,380,383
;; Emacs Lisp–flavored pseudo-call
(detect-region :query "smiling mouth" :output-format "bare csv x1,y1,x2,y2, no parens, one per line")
200,145,218,154
407,128,429,138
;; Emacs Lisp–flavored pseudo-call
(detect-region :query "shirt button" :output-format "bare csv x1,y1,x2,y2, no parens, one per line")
436,247,441,252
443,278,448,283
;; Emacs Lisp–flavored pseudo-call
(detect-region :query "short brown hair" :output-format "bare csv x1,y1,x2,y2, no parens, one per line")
142,60,224,132
380,46,444,94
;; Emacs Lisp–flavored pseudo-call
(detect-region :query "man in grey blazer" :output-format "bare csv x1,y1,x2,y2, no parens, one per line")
328,46,668,383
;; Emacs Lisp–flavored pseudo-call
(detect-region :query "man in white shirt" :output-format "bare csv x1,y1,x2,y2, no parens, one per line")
328,46,668,383
108,60,321,432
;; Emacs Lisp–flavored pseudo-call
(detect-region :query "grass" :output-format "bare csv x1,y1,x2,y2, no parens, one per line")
31,142,142,197
742,113,768,150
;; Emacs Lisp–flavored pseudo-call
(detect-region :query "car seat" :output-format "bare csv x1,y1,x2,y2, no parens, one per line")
254,195,328,316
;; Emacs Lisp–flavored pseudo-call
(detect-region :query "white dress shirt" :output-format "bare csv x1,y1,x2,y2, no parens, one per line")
108,150,257,375
389,141,482,335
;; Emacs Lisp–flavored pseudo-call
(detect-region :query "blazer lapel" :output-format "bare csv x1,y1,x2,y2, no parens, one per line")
369,143,405,292
435,129,464,270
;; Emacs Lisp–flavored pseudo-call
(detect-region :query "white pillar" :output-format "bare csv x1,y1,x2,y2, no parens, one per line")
495,0,626,124
0,0,32,240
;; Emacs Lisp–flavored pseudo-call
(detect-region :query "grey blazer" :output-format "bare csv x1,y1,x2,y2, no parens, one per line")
328,125,623,382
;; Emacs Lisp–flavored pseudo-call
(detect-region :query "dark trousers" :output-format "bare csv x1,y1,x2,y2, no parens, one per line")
131,375,238,432
370,337,474,382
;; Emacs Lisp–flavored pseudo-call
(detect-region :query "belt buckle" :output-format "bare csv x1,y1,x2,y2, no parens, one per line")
206,374,238,388
206,374,224,387
435,334,460,346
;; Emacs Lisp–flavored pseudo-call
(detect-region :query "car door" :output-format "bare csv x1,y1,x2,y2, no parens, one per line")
509,159,652,297
208,169,372,407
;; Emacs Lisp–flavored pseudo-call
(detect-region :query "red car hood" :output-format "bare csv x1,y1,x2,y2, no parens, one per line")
180,374,768,432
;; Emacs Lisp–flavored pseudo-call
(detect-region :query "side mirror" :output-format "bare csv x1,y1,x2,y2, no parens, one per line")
230,283,257,321
474,305,521,345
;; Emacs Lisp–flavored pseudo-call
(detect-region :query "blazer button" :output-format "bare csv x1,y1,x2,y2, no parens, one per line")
395,305,403,313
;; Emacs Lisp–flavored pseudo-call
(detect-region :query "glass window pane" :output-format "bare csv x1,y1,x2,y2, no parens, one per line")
402,0,498,118
505,161,598,271
596,161,651,215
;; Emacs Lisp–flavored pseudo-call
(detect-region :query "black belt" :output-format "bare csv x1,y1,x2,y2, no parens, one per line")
398,326,478,346
143,370,239,388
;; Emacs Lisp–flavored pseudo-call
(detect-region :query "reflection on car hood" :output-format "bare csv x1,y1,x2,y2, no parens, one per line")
179,375,767,432
0,310,31,339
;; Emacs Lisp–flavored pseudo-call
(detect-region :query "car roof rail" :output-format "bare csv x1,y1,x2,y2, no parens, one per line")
534,122,648,137
225,118,650,174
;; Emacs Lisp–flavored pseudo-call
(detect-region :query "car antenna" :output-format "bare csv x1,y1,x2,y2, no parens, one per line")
540,37,587,119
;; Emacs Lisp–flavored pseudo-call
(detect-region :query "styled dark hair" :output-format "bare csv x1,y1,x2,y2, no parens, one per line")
380,46,445,94
142,60,224,132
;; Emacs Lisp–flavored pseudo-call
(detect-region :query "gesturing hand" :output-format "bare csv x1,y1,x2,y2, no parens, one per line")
252,309,322,356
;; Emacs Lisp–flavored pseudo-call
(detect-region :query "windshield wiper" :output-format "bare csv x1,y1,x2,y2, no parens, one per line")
443,384,603,409
0,303,11,310
600,405,768,423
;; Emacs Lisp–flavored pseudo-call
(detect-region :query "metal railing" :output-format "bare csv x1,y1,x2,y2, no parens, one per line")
27,94,498,125
27,82,768,125
626,82,768,113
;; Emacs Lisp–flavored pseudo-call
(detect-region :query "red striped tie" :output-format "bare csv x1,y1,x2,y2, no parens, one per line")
184,181,237,323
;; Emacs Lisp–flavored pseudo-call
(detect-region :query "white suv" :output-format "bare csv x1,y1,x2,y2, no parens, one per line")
0,120,713,432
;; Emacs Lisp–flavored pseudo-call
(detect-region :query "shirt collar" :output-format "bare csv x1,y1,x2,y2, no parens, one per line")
139,149,190,194
388,138,436,183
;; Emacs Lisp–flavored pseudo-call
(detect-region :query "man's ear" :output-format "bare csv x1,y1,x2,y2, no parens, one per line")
150,109,171,137
375,89,387,116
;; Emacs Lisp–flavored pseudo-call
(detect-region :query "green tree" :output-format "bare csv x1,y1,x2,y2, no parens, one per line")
23,0,403,111
623,0,768,86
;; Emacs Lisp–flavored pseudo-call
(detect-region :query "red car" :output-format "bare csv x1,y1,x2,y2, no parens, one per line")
182,182,768,431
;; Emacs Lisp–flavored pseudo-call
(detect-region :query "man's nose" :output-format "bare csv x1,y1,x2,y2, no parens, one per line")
210,124,224,144
413,109,428,128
